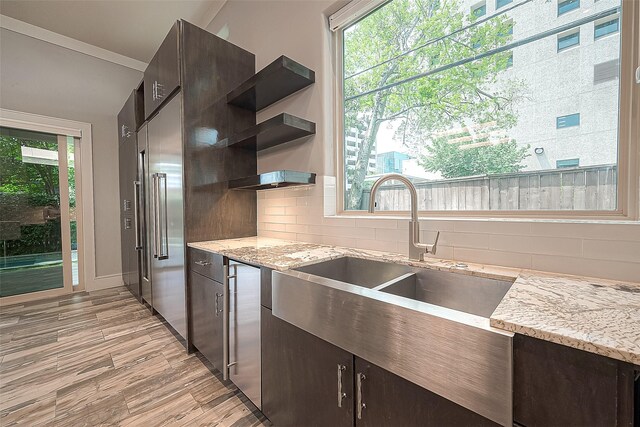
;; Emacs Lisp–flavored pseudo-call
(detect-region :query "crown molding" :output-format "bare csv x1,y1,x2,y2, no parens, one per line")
0,14,147,72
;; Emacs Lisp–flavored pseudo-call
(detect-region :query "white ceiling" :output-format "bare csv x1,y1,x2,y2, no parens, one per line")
0,0,225,63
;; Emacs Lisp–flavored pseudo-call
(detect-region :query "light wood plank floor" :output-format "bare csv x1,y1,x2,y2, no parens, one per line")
0,287,269,426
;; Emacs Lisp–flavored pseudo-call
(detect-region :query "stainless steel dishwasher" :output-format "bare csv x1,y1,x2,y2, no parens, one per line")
224,259,261,409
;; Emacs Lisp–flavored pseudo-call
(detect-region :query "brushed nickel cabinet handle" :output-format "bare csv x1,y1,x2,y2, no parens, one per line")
337,364,347,408
356,372,366,420
215,292,223,316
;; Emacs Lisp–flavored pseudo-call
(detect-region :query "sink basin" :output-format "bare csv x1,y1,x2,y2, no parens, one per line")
378,269,512,318
295,256,412,289
273,256,515,426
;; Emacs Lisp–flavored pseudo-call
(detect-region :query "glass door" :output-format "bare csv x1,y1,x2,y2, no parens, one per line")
0,126,77,300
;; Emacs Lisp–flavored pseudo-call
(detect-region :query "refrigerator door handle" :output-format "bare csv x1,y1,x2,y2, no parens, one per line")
152,173,160,259
157,173,169,260
223,264,230,381
133,181,142,250
223,263,238,381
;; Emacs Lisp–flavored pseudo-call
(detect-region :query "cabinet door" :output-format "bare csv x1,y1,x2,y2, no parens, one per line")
144,22,180,119
354,357,499,427
117,90,137,144
261,307,354,427
514,334,635,427
190,270,224,371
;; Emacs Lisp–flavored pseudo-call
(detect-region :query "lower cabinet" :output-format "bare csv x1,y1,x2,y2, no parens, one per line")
513,334,636,427
190,270,224,371
261,306,354,427
354,357,498,427
261,307,498,427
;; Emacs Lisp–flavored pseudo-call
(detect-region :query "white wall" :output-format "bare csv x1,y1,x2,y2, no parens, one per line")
0,28,143,279
209,0,639,283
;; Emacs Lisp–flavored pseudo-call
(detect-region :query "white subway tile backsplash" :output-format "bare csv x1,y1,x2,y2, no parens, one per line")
256,175,640,283
489,234,582,257
259,230,297,240
454,247,532,269
438,232,489,249
355,218,398,229
322,216,356,228
285,224,309,234
582,239,640,263
531,222,640,242
264,222,287,232
376,227,408,243
453,220,532,236
264,206,286,216
531,254,640,282
322,235,355,247
354,239,399,253
261,215,297,225
285,205,309,216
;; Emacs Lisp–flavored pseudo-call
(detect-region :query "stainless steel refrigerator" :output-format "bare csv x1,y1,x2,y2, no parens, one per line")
147,94,186,338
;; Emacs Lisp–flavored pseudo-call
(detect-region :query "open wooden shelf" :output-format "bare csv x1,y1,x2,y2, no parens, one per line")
227,56,315,112
225,113,315,151
228,170,316,190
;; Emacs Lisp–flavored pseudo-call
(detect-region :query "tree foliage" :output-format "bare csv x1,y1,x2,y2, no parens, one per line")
420,137,529,178
343,0,526,208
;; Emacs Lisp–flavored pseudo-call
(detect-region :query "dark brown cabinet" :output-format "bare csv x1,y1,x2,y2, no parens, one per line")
189,269,224,371
261,306,354,427
188,248,224,371
143,22,180,120
354,357,498,427
513,334,636,427
118,90,140,299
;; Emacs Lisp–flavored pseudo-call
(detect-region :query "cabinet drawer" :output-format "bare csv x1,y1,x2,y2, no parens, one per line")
188,248,223,282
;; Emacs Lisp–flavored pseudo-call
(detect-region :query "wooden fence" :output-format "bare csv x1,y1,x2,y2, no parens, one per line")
361,164,617,211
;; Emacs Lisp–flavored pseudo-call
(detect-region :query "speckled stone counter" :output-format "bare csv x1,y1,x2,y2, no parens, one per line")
188,236,640,365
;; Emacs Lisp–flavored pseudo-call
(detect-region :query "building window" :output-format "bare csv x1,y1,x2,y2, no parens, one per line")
496,0,512,9
594,18,619,39
556,158,580,168
556,113,580,128
558,0,580,16
472,2,486,17
557,30,580,51
337,0,629,213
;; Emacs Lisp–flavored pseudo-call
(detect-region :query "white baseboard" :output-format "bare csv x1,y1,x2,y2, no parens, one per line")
87,273,124,291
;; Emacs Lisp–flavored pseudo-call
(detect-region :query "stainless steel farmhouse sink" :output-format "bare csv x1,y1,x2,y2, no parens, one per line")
378,268,513,318
272,257,515,426
294,256,414,289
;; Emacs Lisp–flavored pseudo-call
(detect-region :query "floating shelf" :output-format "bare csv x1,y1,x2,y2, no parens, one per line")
229,170,316,190
225,113,315,151
227,56,315,112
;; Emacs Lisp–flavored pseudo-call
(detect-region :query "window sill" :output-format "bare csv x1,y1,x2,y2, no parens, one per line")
328,213,639,224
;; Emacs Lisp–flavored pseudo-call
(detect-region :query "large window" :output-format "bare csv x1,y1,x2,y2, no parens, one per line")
338,0,628,213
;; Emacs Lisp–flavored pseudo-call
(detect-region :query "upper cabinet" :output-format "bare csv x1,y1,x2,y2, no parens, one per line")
144,22,180,120
117,90,137,145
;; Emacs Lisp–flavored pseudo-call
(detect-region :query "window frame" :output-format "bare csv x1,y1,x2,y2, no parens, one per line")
333,0,639,220
496,0,513,10
594,17,620,39
556,113,581,128
558,0,580,16
557,29,580,51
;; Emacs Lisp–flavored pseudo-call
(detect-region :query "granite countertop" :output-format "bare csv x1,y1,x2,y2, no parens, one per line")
188,237,640,365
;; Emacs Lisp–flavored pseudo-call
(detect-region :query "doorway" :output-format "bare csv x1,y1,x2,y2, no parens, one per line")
0,126,81,301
